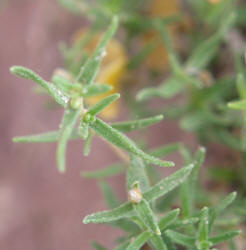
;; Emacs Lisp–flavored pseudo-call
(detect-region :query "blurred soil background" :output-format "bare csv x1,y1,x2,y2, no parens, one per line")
0,0,197,249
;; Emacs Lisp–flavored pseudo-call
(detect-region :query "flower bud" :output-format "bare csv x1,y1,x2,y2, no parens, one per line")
128,187,143,204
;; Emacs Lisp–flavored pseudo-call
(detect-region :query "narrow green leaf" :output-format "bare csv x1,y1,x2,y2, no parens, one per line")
84,131,93,156
153,20,177,60
128,39,157,70
150,143,181,158
136,77,184,101
81,163,125,179
236,73,246,99
165,230,196,247
186,12,235,70
114,241,130,250
57,108,80,173
122,209,179,250
169,54,203,88
91,241,107,250
52,74,82,93
99,181,121,209
162,234,177,250
134,198,161,235
169,217,199,229
82,83,113,97
180,181,192,219
90,118,174,167
143,164,194,202
228,99,246,110
229,239,237,250
181,147,206,218
10,66,69,107
127,155,150,192
209,230,241,245
209,192,237,232
88,93,120,116
13,130,61,143
79,16,118,85
83,202,133,224
159,208,180,230
149,235,168,250
190,147,206,190
111,115,164,133
78,121,89,139
199,207,209,242
83,165,194,224
212,129,243,151
126,231,151,250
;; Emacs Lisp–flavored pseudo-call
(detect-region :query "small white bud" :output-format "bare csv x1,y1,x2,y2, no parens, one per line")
128,187,142,204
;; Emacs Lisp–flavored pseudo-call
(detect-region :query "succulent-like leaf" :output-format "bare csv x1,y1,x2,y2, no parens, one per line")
111,115,164,132
198,207,209,242
79,16,118,85
186,12,235,70
84,131,93,156
136,77,184,101
57,108,81,172
158,208,180,231
87,93,120,116
83,202,133,224
127,155,150,192
134,198,161,235
209,230,241,245
165,230,196,247
13,130,62,143
83,164,194,224
90,118,174,167
10,66,69,107
209,192,237,232
82,83,113,97
228,99,246,110
143,164,194,202
125,231,150,250
149,235,168,250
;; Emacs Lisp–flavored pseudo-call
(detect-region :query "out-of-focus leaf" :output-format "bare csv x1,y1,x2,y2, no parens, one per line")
79,16,118,85
82,163,125,179
136,77,184,101
91,241,107,250
165,230,196,247
209,230,241,245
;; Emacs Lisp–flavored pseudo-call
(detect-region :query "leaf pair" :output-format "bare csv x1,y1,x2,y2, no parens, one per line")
167,192,240,249
83,163,194,224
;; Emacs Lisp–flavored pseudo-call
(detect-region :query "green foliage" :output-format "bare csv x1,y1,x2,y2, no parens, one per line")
11,0,245,248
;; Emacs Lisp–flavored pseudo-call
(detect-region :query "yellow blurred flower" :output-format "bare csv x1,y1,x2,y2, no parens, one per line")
72,28,128,120
144,0,191,71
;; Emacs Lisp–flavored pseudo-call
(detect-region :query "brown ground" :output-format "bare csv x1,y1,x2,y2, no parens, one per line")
0,1,196,249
